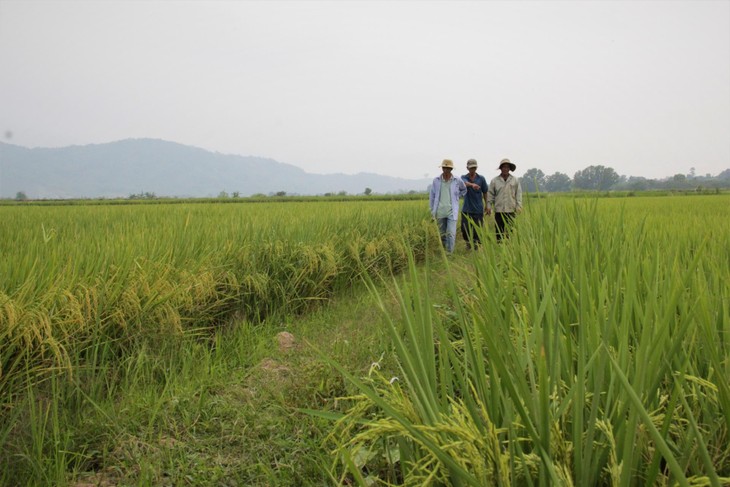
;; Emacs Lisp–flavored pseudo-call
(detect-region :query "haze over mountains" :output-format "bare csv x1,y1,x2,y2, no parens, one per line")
0,139,431,199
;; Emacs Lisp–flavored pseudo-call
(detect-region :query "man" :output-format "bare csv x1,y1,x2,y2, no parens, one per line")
486,158,523,241
429,159,467,253
460,159,489,249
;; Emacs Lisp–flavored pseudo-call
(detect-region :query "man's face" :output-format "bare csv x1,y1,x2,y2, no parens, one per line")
500,164,511,176
468,166,477,174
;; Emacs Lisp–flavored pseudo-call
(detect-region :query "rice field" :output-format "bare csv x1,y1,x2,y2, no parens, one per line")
2,194,729,485
0,200,433,408
324,194,730,486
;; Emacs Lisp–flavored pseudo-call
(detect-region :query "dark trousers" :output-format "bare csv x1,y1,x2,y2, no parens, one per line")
461,212,484,247
494,212,515,241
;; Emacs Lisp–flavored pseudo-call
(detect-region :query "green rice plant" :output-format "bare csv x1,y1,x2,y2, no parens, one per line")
0,200,431,360
323,194,730,485
0,199,438,483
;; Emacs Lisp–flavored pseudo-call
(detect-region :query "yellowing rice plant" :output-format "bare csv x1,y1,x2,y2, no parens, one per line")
323,194,730,486
0,200,434,401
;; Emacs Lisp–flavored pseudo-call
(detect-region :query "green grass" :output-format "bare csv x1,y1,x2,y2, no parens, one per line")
323,195,730,486
3,257,459,486
2,194,729,486
0,199,437,485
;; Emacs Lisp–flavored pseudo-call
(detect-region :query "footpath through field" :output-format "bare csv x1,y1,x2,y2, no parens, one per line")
66,250,475,486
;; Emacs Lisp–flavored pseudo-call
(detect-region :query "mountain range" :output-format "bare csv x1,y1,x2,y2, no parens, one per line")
0,139,431,199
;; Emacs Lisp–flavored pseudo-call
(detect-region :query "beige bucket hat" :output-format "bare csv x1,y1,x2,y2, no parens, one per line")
498,158,516,171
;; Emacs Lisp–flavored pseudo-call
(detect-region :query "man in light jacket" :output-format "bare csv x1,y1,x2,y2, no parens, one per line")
429,159,467,253
486,158,523,241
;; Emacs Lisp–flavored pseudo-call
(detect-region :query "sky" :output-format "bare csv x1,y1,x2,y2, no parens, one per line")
1,0,729,181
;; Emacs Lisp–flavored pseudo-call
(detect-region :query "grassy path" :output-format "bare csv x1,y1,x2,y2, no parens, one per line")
62,251,469,487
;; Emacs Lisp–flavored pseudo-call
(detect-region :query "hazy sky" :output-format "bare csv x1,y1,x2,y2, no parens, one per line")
1,0,728,180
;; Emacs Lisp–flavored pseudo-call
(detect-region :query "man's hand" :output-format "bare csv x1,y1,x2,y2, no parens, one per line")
486,208,492,216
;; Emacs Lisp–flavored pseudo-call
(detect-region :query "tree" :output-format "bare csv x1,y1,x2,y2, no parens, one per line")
364,187,372,196
573,165,620,190
521,168,545,193
717,168,730,180
128,191,156,199
218,190,229,198
543,172,572,192
15,191,28,201
275,191,287,197
627,176,649,191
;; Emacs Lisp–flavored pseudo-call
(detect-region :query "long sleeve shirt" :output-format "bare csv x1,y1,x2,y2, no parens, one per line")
487,174,523,213
429,175,467,220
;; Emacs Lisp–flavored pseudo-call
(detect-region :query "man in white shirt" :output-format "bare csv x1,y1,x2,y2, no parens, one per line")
486,158,523,241
429,159,467,252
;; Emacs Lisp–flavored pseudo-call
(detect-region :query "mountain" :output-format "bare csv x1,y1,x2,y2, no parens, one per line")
0,139,431,199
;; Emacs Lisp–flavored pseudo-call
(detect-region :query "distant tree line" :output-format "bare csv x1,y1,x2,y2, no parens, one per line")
128,191,158,200
521,166,730,193
10,167,729,202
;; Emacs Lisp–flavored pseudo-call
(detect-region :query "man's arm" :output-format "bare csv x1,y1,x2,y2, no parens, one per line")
486,181,495,215
481,179,488,211
429,180,437,215
462,175,479,190
457,178,467,197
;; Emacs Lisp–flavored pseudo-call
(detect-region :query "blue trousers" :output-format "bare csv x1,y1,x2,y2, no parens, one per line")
436,217,457,253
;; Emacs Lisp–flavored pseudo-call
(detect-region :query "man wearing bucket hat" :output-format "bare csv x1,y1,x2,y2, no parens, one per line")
486,158,523,241
460,159,489,250
429,159,467,253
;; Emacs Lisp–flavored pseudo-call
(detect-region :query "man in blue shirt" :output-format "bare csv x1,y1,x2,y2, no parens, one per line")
460,159,489,249
429,159,467,253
